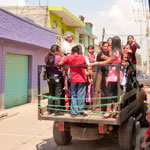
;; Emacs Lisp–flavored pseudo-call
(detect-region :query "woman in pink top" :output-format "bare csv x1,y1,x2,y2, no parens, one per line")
91,36,123,118
87,45,95,63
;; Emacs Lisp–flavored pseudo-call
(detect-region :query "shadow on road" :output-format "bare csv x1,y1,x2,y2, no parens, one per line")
36,135,119,150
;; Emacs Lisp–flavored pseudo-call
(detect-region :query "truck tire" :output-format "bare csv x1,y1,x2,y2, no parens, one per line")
53,121,72,145
140,102,149,127
118,116,136,150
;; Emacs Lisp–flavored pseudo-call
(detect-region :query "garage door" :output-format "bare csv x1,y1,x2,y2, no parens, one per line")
4,54,28,108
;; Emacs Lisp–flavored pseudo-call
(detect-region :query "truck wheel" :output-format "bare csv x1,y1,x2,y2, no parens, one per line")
53,122,72,145
140,102,149,127
118,116,136,150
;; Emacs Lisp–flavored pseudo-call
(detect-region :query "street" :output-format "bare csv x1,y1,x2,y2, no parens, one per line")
0,102,148,150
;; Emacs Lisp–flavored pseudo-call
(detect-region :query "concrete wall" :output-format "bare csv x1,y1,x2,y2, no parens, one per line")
1,6,49,28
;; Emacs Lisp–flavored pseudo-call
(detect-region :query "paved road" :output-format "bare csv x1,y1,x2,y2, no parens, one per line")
0,103,148,150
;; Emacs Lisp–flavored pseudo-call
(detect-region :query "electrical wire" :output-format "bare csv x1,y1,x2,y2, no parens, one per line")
20,0,29,15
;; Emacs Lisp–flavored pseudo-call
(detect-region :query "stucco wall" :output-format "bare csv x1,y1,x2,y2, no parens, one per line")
48,11,76,38
0,41,50,109
0,8,56,49
0,8,56,109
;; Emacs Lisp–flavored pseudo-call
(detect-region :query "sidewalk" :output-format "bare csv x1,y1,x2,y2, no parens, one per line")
0,102,54,150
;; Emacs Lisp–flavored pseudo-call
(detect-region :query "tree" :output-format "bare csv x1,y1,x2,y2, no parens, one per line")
136,53,142,65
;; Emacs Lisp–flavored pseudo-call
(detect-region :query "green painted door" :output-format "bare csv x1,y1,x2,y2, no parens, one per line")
5,54,28,108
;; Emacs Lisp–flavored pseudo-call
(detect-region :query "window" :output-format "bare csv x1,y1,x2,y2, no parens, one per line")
79,34,82,43
53,20,57,29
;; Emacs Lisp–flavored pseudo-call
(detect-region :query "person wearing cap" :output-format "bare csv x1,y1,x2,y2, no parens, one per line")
121,49,134,94
61,31,74,56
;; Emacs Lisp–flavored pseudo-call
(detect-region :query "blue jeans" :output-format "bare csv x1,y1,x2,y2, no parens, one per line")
71,83,86,114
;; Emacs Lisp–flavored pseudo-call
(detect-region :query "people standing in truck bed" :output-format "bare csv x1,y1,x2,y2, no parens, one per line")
92,42,110,113
59,46,88,117
45,45,64,116
127,35,140,66
91,36,123,118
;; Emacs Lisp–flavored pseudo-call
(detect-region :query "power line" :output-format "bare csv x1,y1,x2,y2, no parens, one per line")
20,0,29,15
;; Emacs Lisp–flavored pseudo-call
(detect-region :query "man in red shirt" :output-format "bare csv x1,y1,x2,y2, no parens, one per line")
59,46,88,117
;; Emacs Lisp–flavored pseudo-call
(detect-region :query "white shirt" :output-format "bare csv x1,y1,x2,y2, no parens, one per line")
61,40,72,55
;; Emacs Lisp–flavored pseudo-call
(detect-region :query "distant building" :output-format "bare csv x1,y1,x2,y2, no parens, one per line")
0,8,56,109
76,15,97,55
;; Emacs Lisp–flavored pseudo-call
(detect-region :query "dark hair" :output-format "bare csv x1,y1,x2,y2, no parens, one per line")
88,45,94,50
125,44,131,49
102,41,108,46
71,46,79,54
127,35,134,41
76,45,83,54
112,36,122,54
45,44,60,65
99,41,102,46
107,37,112,42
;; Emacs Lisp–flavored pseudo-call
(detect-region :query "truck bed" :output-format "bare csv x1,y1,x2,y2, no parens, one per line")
40,110,119,125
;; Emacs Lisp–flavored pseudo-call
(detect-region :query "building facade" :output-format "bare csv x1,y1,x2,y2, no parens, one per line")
2,6,96,55
0,8,56,109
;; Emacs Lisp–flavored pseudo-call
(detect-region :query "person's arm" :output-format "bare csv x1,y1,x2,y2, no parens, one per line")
90,55,117,66
135,42,140,49
141,134,150,149
58,60,64,66
132,39,140,49
100,55,110,61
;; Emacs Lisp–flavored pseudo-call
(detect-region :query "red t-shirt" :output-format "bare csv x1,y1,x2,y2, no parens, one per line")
131,44,137,64
62,54,87,83
146,128,150,136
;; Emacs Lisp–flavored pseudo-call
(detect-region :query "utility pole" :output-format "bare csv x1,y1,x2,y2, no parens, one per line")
102,27,105,42
147,0,150,75
146,11,150,75
39,0,40,6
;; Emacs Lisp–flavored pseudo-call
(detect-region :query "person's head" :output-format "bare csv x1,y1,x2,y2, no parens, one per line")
127,35,134,44
77,45,83,55
71,46,79,54
125,44,131,50
125,49,133,61
88,45,94,54
102,42,108,54
107,37,112,46
99,41,103,50
64,31,74,43
112,36,122,54
107,45,112,53
50,44,60,55
45,44,60,65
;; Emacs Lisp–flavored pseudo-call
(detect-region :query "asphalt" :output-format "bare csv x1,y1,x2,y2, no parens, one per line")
0,102,149,150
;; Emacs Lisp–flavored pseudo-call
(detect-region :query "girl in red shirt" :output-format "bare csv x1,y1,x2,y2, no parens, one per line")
127,35,140,65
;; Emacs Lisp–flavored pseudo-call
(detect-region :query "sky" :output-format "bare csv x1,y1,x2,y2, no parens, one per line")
0,0,148,60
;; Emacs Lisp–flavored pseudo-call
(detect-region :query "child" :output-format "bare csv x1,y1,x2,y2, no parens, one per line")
45,45,64,116
59,46,88,117
121,53,129,93
91,36,123,118
87,45,95,63
85,46,95,108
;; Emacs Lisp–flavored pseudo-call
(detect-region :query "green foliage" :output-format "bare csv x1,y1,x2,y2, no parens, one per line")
136,53,142,65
